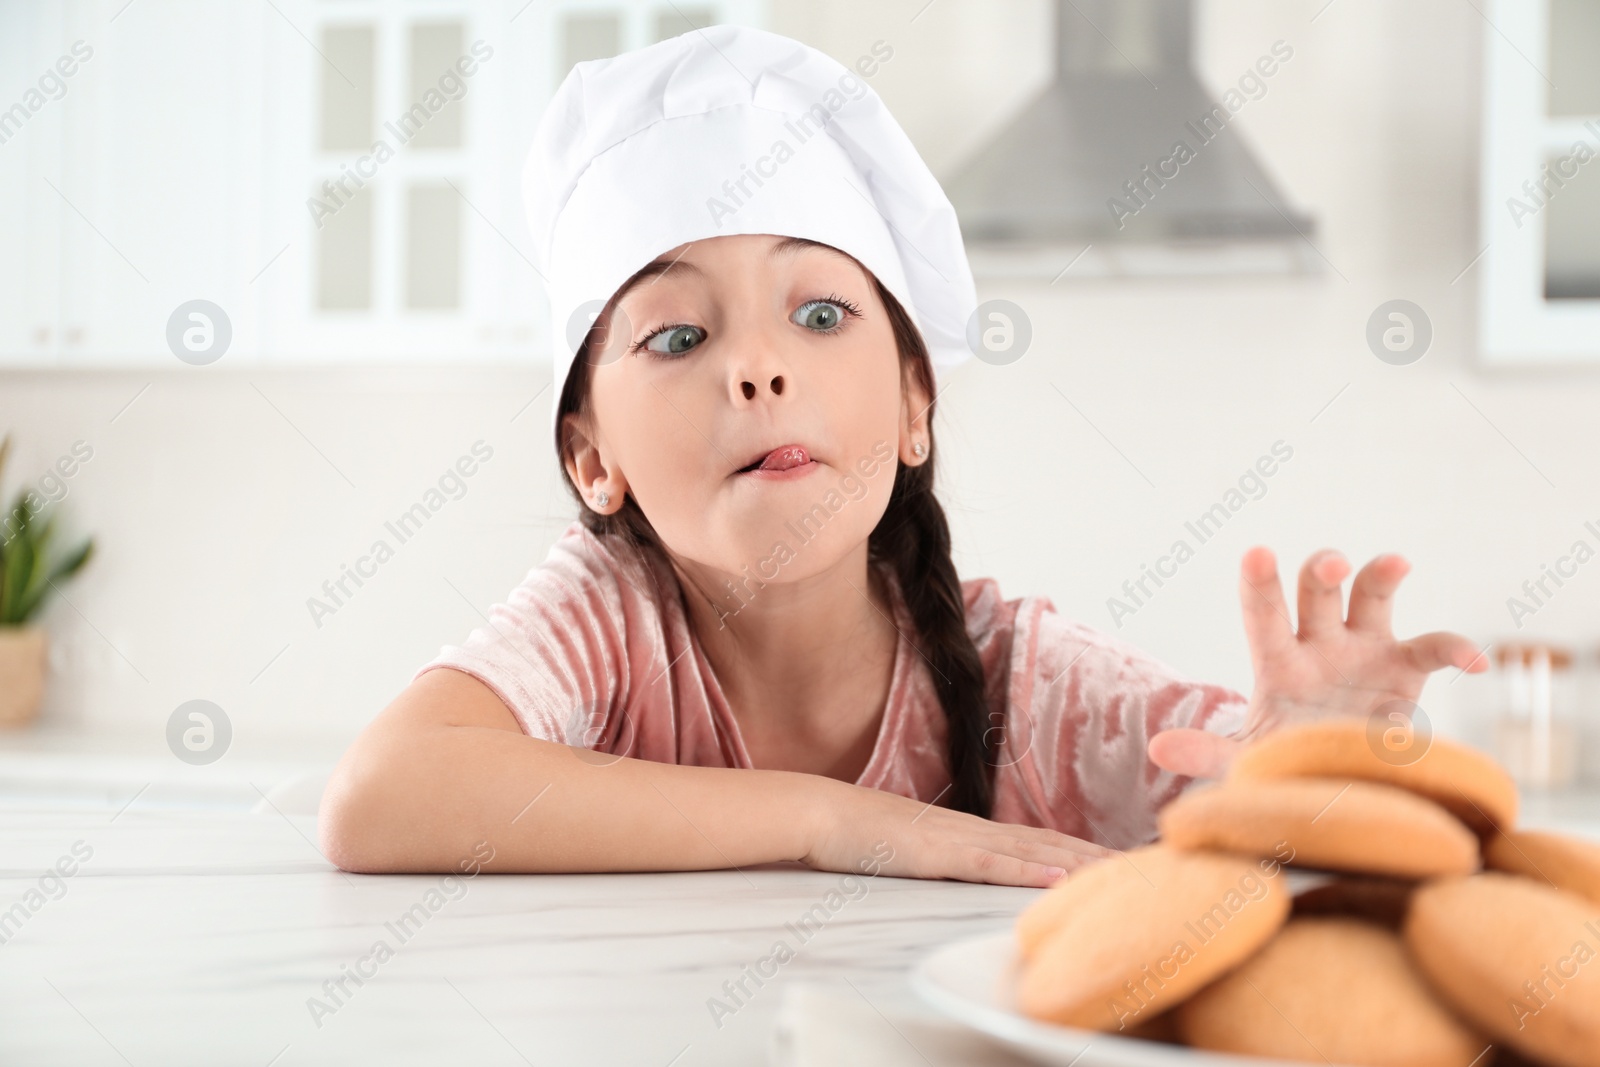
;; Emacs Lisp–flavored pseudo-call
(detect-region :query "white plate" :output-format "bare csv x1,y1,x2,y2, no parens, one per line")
910,870,1341,1067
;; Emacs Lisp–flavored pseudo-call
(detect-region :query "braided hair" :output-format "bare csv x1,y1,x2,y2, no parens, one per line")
554,272,997,818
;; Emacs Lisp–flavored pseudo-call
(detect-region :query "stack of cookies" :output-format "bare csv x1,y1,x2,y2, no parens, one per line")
1014,717,1600,1067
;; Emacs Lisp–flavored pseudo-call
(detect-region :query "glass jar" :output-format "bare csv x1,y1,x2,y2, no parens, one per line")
1492,642,1578,791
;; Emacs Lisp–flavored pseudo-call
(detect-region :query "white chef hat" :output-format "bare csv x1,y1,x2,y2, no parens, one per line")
523,24,977,432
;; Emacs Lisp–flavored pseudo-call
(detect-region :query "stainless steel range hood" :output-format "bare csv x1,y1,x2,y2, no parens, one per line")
944,0,1319,278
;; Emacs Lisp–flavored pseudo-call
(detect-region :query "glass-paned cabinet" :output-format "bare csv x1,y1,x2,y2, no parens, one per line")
0,0,764,365
1479,0,1600,364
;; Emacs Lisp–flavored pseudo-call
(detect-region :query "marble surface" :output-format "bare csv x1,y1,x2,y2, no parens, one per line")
2,742,1598,1066
0,802,1051,1066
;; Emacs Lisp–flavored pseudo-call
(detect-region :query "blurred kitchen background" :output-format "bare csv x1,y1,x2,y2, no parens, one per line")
2,0,1599,813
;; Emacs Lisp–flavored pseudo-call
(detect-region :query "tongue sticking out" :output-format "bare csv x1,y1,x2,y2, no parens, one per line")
757,445,809,472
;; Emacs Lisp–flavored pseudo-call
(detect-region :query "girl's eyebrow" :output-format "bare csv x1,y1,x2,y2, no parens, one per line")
610,237,851,307
768,235,850,262
610,258,703,308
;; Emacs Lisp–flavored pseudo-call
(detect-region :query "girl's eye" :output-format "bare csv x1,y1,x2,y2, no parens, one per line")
638,324,705,357
634,294,859,356
792,296,860,333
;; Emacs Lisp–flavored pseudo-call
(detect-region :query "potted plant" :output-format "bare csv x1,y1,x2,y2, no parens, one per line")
0,434,94,727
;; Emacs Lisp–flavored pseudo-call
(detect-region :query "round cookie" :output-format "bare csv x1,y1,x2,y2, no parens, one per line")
1016,844,1291,1031
1175,917,1485,1067
1159,777,1479,879
1228,717,1517,834
1405,872,1600,1067
1486,827,1600,906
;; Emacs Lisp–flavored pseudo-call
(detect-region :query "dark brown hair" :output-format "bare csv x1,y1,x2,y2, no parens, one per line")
554,265,997,818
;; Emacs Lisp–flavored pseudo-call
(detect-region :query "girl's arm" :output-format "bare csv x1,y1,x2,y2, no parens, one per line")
319,666,1109,886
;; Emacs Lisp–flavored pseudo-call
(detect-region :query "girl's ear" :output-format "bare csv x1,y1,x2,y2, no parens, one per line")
898,369,932,467
562,412,627,514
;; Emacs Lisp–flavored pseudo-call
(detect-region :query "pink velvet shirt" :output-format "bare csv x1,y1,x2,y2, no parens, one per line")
413,521,1249,849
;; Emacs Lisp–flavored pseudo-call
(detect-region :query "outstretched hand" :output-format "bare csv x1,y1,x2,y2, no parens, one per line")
1148,547,1488,780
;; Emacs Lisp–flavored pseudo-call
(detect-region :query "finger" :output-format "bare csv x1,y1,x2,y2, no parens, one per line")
996,834,1110,874
1346,553,1410,634
1147,727,1244,780
1005,829,1112,862
1397,631,1491,674
1296,548,1350,640
996,821,1114,859
1238,546,1295,666
955,846,1071,888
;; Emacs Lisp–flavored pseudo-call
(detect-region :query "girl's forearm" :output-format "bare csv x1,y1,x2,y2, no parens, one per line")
320,724,829,875
319,669,1114,889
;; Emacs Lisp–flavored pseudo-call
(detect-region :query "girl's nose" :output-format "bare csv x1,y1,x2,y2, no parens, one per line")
740,375,785,399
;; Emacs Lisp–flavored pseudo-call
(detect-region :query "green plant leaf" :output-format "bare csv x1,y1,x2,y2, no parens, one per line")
15,538,94,625
1,493,32,552
0,453,97,625
1,533,34,626
50,538,93,583
31,512,57,553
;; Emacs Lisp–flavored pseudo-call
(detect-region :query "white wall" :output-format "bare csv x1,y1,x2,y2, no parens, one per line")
3,0,1599,773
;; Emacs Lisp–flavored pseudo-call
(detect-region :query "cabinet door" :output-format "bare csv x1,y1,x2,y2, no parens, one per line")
0,2,87,363
1479,0,1600,365
1,0,765,367
251,0,533,363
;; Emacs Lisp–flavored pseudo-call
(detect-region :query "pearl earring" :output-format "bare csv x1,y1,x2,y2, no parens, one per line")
912,441,926,458
595,490,609,508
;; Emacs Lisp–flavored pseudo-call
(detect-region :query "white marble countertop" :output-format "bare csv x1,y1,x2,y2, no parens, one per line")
2,733,1597,1066
0,802,1054,1066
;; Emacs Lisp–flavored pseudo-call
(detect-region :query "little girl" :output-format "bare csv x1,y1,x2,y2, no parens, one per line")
321,26,1485,887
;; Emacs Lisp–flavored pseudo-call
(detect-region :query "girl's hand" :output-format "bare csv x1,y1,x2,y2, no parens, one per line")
800,777,1113,888
1148,547,1489,781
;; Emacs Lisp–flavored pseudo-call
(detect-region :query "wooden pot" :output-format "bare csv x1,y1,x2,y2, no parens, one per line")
0,627,47,727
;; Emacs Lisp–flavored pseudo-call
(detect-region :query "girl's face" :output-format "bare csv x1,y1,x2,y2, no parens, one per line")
564,233,929,587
